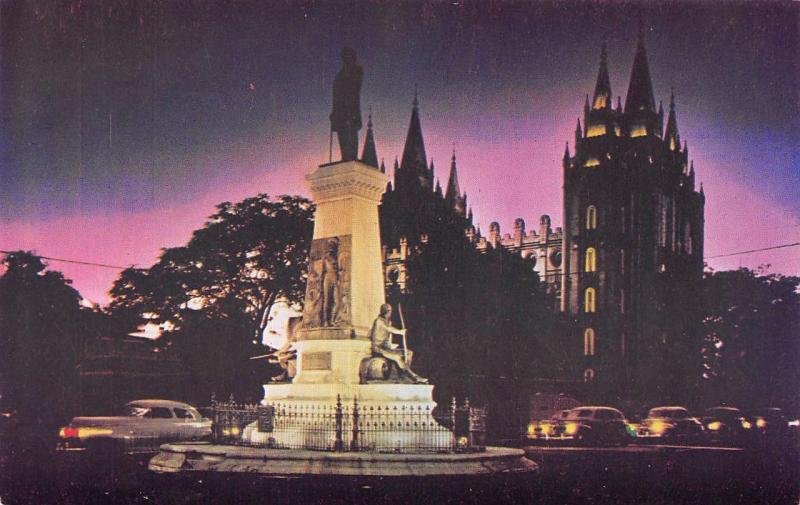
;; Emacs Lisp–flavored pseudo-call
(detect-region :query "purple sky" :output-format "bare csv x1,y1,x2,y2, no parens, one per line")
2,1,798,303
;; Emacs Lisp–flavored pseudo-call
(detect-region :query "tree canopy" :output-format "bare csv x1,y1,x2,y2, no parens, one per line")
0,252,87,426
108,194,314,402
700,267,800,411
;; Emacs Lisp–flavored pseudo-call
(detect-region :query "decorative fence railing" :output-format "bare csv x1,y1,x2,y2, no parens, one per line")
207,395,486,453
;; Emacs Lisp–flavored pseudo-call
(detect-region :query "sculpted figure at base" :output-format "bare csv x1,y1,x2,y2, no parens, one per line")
368,304,427,384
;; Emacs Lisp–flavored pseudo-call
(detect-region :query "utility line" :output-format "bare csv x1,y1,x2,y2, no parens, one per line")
0,250,137,270
1,240,798,274
704,242,800,260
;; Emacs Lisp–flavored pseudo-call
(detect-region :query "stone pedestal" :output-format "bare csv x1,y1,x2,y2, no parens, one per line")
290,160,388,387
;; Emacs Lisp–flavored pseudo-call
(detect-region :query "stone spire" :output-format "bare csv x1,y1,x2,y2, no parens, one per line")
592,42,612,110
398,90,432,191
445,149,466,216
664,91,680,151
624,23,656,114
360,111,379,168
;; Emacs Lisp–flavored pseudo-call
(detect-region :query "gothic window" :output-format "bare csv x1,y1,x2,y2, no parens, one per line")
584,328,596,356
584,287,596,313
550,250,562,268
684,223,693,255
659,196,668,247
584,369,595,382
586,206,597,230
585,247,597,273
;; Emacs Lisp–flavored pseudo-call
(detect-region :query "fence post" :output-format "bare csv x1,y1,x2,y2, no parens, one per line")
351,396,360,451
451,397,457,449
335,394,344,451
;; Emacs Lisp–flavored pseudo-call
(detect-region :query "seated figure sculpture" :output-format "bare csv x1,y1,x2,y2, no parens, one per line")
367,304,427,384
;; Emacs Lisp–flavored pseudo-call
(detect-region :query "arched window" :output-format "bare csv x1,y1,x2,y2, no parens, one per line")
584,369,595,382
584,328,595,356
586,205,597,230
585,247,597,272
584,287,596,313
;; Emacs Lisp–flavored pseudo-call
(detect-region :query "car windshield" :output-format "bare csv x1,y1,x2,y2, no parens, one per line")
706,408,741,419
594,409,623,420
651,408,688,419
125,405,152,417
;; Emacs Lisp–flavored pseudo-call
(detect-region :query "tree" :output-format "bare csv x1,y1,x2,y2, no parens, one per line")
0,252,86,428
700,268,800,410
108,194,314,402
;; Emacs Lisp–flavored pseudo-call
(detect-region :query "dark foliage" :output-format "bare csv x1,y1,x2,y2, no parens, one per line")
107,194,314,404
0,251,104,430
700,267,800,411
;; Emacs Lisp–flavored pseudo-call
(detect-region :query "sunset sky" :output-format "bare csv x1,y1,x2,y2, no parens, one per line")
2,1,798,303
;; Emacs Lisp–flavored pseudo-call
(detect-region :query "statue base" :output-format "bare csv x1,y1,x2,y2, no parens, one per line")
242,382,450,452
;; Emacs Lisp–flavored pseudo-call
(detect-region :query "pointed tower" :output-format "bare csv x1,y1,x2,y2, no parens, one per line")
445,149,466,217
664,91,680,151
591,43,612,110
561,32,706,406
584,43,621,139
396,91,432,193
624,26,656,114
361,112,379,168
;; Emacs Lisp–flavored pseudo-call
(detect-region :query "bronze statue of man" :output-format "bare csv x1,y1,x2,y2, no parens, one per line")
368,304,428,384
330,47,363,162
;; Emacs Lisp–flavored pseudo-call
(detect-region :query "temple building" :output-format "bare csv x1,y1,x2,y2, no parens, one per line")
371,30,704,404
561,33,705,402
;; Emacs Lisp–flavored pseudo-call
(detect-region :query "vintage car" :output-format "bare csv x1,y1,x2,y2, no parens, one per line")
750,408,791,443
57,399,212,454
560,406,636,446
701,406,755,446
637,406,704,441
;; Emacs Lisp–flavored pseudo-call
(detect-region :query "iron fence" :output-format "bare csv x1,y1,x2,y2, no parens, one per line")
208,394,486,453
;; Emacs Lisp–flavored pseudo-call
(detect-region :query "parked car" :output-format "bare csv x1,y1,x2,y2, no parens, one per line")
637,406,704,442
57,399,212,454
701,406,754,446
561,406,635,446
527,409,573,441
750,408,790,443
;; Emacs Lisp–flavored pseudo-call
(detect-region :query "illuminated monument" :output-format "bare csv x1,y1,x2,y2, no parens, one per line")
150,48,534,476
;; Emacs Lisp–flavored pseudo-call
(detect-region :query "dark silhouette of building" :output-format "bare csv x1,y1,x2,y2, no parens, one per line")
372,33,705,405
560,34,705,404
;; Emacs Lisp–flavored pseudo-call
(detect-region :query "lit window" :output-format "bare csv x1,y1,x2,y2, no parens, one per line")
584,157,600,168
587,124,606,137
584,287,596,313
586,206,597,230
614,125,622,136
630,124,647,138
584,369,595,382
584,328,595,356
585,247,597,272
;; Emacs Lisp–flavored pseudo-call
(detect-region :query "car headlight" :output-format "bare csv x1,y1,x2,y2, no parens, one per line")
650,421,668,435
741,420,752,429
565,422,579,435
707,421,721,431
755,418,766,429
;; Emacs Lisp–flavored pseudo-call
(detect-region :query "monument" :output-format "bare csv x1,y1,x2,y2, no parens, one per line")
150,48,535,476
